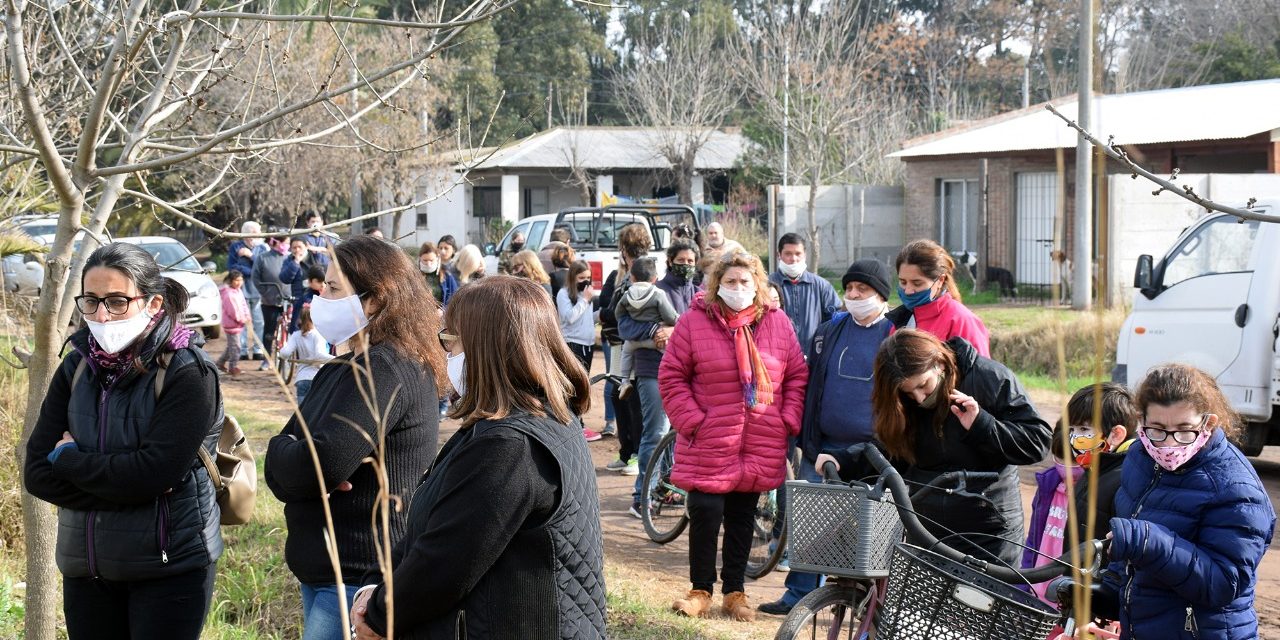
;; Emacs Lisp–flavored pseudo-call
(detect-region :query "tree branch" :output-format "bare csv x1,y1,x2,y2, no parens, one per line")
1044,103,1275,223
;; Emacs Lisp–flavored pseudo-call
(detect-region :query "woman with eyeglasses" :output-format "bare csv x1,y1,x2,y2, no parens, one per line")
24,243,225,639
1085,363,1273,640
264,235,447,640
351,276,606,640
659,251,809,622
816,329,1050,568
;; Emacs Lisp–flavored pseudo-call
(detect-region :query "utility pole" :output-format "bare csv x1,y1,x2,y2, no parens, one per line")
547,82,553,129
1072,0,1093,310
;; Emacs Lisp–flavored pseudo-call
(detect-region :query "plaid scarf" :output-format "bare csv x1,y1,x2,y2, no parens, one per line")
723,305,774,409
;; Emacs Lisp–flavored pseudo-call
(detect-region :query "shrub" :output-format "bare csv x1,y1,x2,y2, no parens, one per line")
989,309,1125,380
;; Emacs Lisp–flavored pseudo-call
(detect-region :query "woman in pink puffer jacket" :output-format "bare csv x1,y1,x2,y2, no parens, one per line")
659,252,808,623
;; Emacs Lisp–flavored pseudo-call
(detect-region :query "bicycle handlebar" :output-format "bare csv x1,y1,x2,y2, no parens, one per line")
840,442,1105,584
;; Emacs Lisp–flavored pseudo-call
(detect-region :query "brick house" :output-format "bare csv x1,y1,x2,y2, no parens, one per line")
890,78,1280,301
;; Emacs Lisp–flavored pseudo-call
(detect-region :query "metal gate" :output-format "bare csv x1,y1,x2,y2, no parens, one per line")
1014,172,1060,300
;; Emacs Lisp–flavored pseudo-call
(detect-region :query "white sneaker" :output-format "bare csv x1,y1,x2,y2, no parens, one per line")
619,459,640,476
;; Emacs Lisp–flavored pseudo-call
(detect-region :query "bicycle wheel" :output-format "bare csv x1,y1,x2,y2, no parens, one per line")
773,583,873,640
641,430,688,544
746,455,796,579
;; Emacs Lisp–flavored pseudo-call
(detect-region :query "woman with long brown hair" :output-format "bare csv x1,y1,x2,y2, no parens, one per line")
888,239,990,356
659,252,808,622
264,235,447,640
351,276,606,639
817,329,1049,567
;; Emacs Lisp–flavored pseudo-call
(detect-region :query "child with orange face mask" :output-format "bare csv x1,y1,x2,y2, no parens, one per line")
1023,383,1139,602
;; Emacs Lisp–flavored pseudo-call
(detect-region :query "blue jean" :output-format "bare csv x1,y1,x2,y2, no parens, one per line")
296,379,313,404
782,457,826,606
631,376,670,503
241,298,265,354
601,342,616,423
300,582,361,640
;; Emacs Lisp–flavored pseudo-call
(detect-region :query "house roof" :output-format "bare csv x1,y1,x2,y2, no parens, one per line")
890,78,1280,159
444,126,748,172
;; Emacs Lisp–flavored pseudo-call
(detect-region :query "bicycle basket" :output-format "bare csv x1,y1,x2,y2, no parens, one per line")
785,478,903,578
876,543,1058,640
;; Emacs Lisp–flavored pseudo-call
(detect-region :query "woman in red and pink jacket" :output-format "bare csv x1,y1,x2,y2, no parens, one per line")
658,252,808,623
886,239,991,357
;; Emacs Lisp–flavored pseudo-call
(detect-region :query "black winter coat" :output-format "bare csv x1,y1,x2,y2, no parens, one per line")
362,412,606,640
833,337,1050,566
25,326,223,581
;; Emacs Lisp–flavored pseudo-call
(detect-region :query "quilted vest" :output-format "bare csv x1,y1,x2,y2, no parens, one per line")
405,413,606,640
55,346,224,581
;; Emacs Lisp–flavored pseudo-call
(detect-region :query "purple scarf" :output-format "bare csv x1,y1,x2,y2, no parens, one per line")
86,312,195,387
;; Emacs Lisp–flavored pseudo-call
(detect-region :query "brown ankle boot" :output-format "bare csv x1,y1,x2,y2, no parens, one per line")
672,589,712,618
722,591,755,622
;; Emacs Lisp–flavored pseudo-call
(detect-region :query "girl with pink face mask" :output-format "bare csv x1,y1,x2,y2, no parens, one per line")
1092,364,1275,639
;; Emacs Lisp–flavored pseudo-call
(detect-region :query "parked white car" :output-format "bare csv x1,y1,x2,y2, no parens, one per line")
1113,198,1280,455
1,215,109,296
120,236,223,338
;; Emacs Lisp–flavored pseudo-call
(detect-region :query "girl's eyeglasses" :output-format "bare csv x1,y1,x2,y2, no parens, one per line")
1142,415,1209,444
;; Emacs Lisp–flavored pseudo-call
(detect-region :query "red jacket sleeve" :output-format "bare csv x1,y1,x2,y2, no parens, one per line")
773,313,809,436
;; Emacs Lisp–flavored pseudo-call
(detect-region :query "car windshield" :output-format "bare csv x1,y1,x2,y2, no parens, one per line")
18,222,57,237
138,242,202,272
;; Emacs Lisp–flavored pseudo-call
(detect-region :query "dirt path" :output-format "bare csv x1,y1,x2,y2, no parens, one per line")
210,336,1279,639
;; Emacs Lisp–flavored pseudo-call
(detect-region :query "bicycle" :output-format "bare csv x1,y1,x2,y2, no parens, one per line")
776,443,1117,640
257,282,296,384
639,428,794,579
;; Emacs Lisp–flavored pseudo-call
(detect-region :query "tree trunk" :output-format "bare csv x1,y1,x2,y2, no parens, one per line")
807,179,820,273
579,177,591,207
676,169,692,206
21,202,86,640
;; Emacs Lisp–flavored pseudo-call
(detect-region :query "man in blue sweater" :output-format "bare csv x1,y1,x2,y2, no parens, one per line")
768,233,839,353
227,220,266,359
759,259,895,616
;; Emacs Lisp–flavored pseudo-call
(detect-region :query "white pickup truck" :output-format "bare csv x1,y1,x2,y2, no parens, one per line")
1112,198,1280,455
483,204,701,288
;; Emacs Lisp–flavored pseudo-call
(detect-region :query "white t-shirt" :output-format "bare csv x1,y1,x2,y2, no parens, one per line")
279,330,334,382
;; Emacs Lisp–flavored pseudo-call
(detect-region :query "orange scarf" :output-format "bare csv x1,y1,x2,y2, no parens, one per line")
723,305,774,408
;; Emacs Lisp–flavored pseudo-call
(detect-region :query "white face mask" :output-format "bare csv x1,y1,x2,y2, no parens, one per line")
844,295,885,319
86,309,154,354
420,260,439,274
310,294,369,345
718,285,757,312
779,260,807,279
446,352,466,397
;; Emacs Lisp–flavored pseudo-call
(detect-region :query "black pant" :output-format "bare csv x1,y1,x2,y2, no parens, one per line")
63,563,216,640
610,383,643,462
261,304,283,355
566,342,593,375
687,490,759,594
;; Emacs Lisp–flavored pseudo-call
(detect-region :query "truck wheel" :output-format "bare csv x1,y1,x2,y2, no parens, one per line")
1236,421,1266,457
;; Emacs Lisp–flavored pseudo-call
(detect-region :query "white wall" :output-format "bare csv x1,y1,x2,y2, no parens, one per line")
1107,173,1280,307
776,184,905,272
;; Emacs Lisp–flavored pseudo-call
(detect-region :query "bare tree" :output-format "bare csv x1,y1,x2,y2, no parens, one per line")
615,23,740,205
0,0,508,636
736,0,888,271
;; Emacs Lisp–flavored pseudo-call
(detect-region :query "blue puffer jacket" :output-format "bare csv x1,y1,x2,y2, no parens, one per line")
1101,429,1274,639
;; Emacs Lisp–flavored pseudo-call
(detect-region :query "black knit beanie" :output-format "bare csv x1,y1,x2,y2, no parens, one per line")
841,259,892,301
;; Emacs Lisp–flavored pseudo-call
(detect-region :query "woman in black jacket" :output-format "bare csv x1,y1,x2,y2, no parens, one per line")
264,235,447,640
25,242,224,639
351,276,607,640
817,329,1051,566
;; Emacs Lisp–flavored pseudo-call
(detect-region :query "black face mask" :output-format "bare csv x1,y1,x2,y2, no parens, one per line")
576,280,591,292
510,242,525,253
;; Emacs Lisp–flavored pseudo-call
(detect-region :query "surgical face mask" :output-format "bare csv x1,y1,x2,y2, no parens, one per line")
779,260,807,280
916,373,946,409
718,285,756,312
309,293,369,345
1138,426,1212,472
672,264,697,282
86,308,155,354
446,352,466,397
420,260,439,274
896,285,936,311
844,295,884,319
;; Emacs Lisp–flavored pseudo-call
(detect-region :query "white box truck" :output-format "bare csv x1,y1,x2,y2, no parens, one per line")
1113,198,1280,455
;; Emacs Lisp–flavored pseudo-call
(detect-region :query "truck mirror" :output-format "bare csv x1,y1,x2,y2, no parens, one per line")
483,243,497,256
1135,254,1156,298
201,261,217,273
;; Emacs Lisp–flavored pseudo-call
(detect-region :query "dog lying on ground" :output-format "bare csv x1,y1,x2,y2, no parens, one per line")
954,251,1017,298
